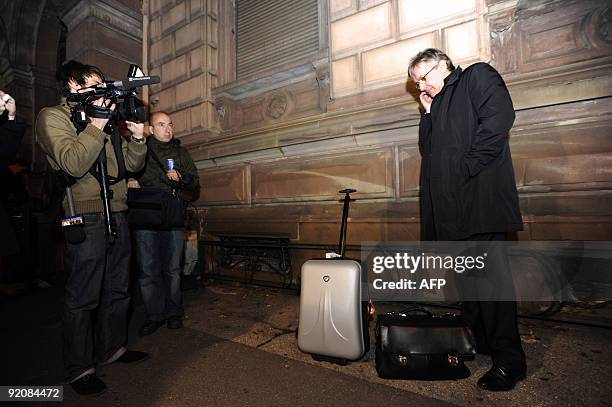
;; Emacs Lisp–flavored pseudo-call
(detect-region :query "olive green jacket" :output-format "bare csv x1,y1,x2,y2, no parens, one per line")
135,136,199,202
36,101,147,214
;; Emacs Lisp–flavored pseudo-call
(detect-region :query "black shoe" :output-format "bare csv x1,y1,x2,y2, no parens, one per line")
477,366,526,391
70,374,107,396
139,320,164,336
116,350,150,364
167,316,183,329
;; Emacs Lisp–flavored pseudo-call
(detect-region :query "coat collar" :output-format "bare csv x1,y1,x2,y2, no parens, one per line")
437,66,462,97
444,66,462,87
147,135,180,149
434,66,462,103
60,97,77,111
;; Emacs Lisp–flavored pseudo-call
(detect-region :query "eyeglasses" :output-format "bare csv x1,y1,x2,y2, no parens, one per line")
414,62,440,90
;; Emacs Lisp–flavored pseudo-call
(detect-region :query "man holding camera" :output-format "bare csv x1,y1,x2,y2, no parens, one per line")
128,111,199,336
36,61,149,396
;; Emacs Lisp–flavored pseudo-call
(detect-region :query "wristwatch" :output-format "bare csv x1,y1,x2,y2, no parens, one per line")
130,135,146,144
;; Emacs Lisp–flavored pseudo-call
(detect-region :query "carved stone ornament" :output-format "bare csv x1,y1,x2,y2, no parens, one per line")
265,93,288,120
215,101,226,119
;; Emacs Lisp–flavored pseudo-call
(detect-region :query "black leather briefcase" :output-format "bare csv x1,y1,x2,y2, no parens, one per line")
375,308,476,380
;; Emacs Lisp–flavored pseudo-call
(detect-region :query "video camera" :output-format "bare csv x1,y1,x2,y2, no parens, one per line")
66,64,160,125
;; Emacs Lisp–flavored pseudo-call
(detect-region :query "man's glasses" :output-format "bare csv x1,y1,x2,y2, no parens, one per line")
415,62,440,90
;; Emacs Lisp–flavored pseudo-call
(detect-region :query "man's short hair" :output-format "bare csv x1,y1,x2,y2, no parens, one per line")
56,60,105,94
408,48,455,79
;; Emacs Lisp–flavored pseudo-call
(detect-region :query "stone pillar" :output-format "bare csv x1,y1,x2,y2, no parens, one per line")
62,0,143,81
147,0,222,147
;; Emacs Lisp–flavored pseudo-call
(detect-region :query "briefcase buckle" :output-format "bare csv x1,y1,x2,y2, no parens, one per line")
448,354,460,367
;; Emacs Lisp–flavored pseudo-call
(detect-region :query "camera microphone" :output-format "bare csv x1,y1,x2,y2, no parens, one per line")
109,76,160,89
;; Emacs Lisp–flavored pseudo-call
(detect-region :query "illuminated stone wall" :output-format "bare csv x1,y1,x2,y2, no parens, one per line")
147,0,232,148
138,0,612,284
199,0,612,251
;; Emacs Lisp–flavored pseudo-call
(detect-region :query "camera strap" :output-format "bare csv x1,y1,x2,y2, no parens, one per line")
88,125,126,186
147,146,167,171
69,105,88,134
147,146,182,190
85,103,114,119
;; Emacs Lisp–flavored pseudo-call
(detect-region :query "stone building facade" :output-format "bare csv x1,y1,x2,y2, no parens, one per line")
2,0,611,285
148,0,612,284
0,0,143,178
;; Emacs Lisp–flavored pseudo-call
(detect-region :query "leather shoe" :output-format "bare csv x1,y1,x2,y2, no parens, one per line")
70,373,106,396
116,350,150,364
139,320,164,336
477,365,526,391
167,316,183,329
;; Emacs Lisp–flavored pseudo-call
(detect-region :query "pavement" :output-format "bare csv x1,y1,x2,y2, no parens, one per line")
1,278,611,406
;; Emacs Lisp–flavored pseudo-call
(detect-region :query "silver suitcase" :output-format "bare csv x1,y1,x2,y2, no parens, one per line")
298,259,368,361
297,189,370,363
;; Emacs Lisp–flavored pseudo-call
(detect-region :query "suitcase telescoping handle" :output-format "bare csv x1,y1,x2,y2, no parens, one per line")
338,188,356,258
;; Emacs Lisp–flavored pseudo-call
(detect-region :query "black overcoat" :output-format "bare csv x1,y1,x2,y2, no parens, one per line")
418,63,523,240
0,116,26,256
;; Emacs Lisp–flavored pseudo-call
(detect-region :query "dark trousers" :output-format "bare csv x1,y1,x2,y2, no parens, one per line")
2,204,36,284
63,212,131,382
134,229,184,322
460,232,526,371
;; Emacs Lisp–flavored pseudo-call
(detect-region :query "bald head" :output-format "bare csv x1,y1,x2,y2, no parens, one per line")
149,111,173,142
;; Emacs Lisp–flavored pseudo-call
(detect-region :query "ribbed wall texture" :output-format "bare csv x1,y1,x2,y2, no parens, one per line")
236,0,319,79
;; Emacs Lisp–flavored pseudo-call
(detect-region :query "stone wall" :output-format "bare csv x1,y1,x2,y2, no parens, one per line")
0,0,144,279
4,0,611,285
62,0,143,81
196,0,612,250
147,0,231,148
0,0,144,172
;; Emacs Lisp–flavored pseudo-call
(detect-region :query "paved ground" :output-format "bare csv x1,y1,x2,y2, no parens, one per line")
1,279,611,406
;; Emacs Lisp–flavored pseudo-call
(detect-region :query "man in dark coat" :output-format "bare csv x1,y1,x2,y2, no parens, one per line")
128,111,200,336
409,48,526,391
0,90,26,258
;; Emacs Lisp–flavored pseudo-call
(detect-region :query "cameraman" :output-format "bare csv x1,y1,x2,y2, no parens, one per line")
36,61,149,396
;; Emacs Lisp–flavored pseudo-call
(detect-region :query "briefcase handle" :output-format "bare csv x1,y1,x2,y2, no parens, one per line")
392,305,433,317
